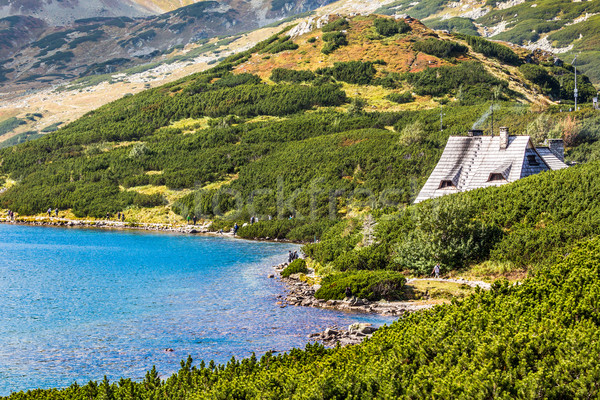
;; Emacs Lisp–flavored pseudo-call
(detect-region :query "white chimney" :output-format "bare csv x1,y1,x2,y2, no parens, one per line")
499,127,509,150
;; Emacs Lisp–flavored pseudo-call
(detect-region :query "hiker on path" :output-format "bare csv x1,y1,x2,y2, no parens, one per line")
432,264,440,278
54,208,58,217
192,215,197,225
47,208,52,217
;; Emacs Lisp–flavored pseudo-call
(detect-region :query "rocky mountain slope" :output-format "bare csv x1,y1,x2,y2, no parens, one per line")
0,0,335,94
0,0,153,26
375,0,600,85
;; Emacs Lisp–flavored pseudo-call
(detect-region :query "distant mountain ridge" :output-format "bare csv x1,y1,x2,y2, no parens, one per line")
0,0,153,26
0,0,335,92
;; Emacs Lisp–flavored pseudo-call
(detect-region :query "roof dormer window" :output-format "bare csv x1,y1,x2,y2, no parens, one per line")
488,173,505,182
439,180,455,189
527,155,539,166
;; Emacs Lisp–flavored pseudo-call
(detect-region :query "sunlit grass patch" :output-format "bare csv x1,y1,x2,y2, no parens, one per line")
404,279,475,301
169,117,211,132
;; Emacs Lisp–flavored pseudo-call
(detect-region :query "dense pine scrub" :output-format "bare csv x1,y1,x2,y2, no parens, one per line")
306,160,600,275
6,238,600,398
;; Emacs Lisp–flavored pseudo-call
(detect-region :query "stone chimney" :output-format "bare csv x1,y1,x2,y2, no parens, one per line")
548,139,565,162
499,127,509,150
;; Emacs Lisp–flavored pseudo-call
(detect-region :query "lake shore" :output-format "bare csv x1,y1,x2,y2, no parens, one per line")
0,215,307,244
272,262,439,317
0,215,272,242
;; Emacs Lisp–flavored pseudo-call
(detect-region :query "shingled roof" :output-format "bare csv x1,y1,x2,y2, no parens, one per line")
415,128,567,203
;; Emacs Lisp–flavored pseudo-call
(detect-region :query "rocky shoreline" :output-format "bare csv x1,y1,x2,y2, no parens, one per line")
272,263,435,317
308,323,380,347
0,216,241,237
0,217,307,244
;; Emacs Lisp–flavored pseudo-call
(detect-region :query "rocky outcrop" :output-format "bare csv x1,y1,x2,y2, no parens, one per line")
308,323,379,347
274,263,434,316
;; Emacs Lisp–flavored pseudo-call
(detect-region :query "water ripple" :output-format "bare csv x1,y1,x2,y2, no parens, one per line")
0,224,393,395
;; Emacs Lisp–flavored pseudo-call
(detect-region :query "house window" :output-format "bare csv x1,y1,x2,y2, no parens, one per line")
527,155,539,166
488,173,505,182
439,180,455,189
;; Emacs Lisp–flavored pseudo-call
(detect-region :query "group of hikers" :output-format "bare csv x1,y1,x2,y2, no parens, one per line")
250,215,273,224
109,212,126,222
288,250,300,263
46,208,59,217
186,215,198,225
5,209,15,221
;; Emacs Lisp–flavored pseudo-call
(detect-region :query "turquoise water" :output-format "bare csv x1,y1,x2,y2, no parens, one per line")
0,224,393,395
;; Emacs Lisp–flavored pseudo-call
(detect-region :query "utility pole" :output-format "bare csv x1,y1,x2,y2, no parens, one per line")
572,53,579,111
440,104,445,131
491,102,494,136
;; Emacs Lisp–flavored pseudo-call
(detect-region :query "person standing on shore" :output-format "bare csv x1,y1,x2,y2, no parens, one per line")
54,208,58,217
47,208,52,218
432,264,440,278
193,215,197,225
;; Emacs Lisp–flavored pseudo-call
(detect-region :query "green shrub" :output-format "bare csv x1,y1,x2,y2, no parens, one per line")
457,34,520,65
281,259,308,278
0,117,26,136
315,270,406,301
318,61,376,85
386,92,414,104
321,18,349,33
393,198,503,274
332,245,392,271
41,122,62,133
413,38,467,58
270,68,316,83
321,31,348,54
399,120,428,146
405,61,508,101
373,17,411,36
425,17,479,36
519,64,560,97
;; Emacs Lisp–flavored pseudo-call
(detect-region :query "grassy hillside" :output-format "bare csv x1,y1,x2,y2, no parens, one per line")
0,15,596,227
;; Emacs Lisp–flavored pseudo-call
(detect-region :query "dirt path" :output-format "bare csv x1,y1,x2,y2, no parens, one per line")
274,265,494,316
407,277,492,290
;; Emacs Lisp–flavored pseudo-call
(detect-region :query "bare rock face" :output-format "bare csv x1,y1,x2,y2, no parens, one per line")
0,0,153,26
309,324,380,347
